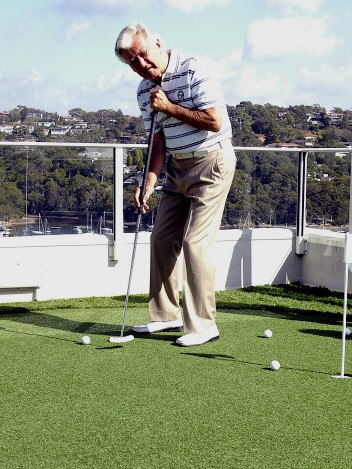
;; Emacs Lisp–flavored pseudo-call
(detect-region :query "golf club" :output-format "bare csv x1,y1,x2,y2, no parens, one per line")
109,111,158,344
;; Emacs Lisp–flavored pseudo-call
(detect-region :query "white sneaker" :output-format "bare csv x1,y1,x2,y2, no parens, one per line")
175,325,220,347
132,319,183,334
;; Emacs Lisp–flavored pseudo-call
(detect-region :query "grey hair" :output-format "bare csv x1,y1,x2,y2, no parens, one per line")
115,22,163,63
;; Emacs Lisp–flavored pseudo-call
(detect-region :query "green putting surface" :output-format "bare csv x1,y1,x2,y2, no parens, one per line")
0,285,351,469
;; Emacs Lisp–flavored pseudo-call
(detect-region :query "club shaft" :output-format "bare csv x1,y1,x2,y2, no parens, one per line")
120,111,158,336
120,213,141,336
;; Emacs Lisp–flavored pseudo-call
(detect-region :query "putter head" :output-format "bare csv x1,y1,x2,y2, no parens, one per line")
108,334,134,344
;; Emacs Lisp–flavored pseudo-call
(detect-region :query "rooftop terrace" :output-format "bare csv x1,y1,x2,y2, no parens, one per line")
1,142,352,468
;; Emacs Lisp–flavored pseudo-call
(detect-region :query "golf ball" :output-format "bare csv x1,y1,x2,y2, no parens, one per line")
81,335,91,345
345,327,351,336
270,360,280,371
263,329,273,338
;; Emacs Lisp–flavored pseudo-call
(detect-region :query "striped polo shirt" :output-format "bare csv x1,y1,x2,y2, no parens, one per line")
137,49,232,153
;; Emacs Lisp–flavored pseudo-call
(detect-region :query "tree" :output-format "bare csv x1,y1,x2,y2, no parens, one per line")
318,128,343,147
133,148,144,171
0,182,25,219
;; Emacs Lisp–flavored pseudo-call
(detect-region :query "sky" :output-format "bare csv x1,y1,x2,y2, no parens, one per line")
1,0,351,117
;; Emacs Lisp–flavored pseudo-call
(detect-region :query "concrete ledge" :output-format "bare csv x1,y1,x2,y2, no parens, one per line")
0,286,39,301
302,228,348,292
305,227,345,247
0,233,109,248
0,227,347,302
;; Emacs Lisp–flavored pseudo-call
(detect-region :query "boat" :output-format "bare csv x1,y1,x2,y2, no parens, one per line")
99,211,112,234
85,214,94,234
73,226,83,234
31,214,44,235
0,226,11,237
100,226,112,234
44,219,51,235
146,210,156,231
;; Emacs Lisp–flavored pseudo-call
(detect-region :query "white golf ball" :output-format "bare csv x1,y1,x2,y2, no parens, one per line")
81,335,91,345
263,329,273,338
345,327,351,336
270,360,280,371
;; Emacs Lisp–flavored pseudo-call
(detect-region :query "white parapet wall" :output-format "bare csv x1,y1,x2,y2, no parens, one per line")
0,227,303,303
214,228,300,290
300,228,349,293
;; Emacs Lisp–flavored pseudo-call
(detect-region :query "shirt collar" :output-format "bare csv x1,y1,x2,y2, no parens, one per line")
162,49,177,77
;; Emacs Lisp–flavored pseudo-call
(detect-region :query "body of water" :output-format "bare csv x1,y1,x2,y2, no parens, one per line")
2,215,113,237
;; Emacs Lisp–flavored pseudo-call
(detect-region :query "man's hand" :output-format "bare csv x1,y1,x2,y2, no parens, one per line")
150,89,170,113
150,89,221,132
133,181,156,214
133,131,165,213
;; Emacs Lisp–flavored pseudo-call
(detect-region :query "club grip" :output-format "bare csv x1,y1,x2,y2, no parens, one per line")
138,111,158,210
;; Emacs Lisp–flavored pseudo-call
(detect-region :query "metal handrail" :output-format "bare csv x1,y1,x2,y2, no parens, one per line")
0,141,146,149
0,141,352,153
1,141,352,257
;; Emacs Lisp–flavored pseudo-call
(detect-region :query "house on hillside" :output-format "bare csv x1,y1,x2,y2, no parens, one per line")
73,121,88,129
37,121,55,128
327,111,343,126
306,112,324,126
0,112,10,123
294,132,318,147
266,142,300,148
25,112,44,120
0,124,14,134
49,126,71,137
278,111,291,119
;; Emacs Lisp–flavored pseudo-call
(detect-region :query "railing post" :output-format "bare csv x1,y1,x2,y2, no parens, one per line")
349,153,352,235
296,151,308,255
109,147,124,261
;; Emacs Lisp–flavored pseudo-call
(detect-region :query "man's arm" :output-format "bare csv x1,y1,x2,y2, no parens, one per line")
150,89,222,132
134,129,166,212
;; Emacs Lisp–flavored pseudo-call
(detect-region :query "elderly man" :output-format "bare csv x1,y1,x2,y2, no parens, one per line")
115,22,236,346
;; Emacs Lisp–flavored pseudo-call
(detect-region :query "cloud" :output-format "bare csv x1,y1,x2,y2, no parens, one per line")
246,16,339,59
264,0,323,15
64,21,90,41
199,49,243,81
4,13,31,38
164,0,231,12
19,69,45,86
53,0,146,15
0,66,142,116
234,66,293,104
53,0,231,14
297,63,352,108
218,57,352,111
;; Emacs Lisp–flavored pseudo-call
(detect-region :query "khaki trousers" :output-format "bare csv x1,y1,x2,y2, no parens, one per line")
149,142,236,333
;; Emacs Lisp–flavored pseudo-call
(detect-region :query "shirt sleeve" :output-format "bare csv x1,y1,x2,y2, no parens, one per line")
190,59,225,110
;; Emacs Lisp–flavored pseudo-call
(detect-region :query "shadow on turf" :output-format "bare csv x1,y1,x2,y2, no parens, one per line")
0,307,122,337
218,304,344,326
132,332,181,342
0,307,181,345
217,284,348,326
1,326,81,343
182,352,332,375
1,323,129,348
238,284,346,307
299,328,350,340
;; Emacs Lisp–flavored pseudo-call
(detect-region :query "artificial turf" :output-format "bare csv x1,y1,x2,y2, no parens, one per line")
0,284,351,469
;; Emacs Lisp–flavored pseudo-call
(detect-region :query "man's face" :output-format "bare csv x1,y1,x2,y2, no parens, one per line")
120,34,168,83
